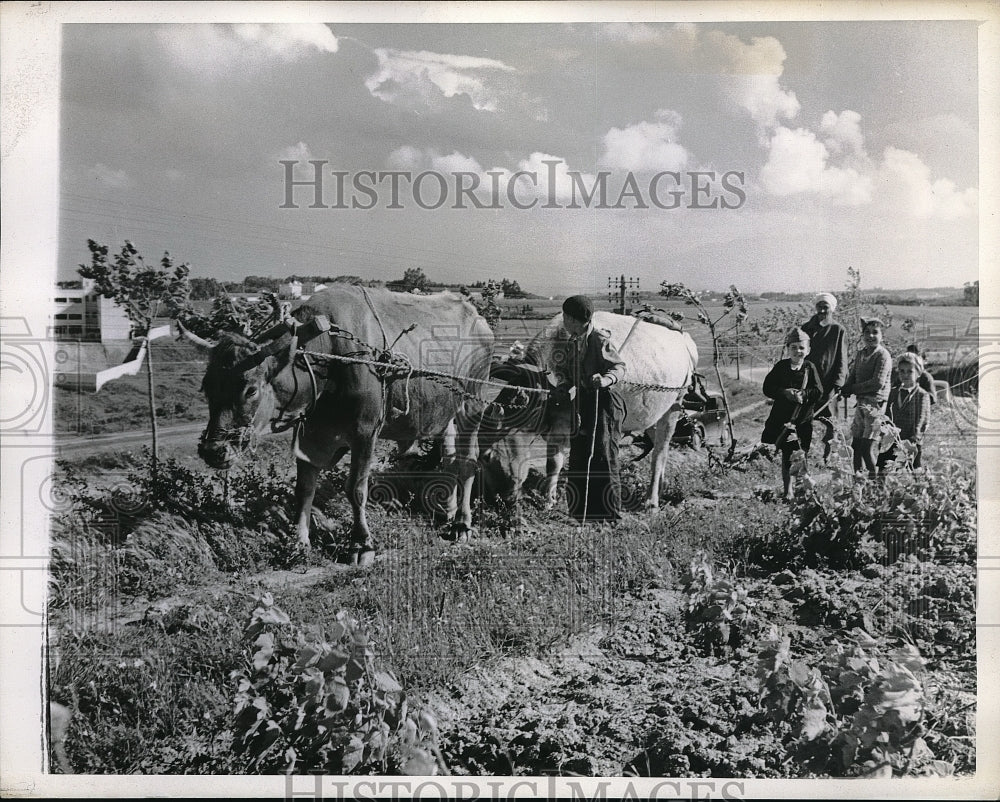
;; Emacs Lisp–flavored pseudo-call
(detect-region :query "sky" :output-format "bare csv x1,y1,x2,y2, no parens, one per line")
57,19,980,296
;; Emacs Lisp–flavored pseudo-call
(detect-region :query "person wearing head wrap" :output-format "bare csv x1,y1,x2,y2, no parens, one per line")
761,326,824,499
560,295,627,523
802,292,848,459
842,317,893,479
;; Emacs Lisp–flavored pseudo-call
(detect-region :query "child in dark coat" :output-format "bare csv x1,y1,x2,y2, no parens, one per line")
762,327,823,499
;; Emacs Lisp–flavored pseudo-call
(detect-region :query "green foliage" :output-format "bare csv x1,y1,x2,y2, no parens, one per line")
962,280,978,306
682,552,757,655
180,292,282,338
462,279,502,329
78,240,191,330
746,445,976,570
755,631,950,776
231,595,439,774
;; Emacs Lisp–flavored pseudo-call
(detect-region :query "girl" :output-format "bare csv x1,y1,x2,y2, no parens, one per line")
762,327,823,499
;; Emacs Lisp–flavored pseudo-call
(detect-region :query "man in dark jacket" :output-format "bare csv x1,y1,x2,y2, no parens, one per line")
560,295,627,523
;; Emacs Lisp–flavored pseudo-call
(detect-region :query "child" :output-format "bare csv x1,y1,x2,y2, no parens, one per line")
762,327,823,499
841,318,893,479
879,352,931,470
560,295,627,523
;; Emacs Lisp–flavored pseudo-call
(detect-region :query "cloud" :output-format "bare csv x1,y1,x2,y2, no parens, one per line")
875,147,977,220
759,127,872,205
88,163,132,189
278,142,315,162
599,24,799,133
231,23,338,58
384,147,595,204
760,121,977,219
158,24,337,74
820,109,866,158
365,49,516,112
600,110,691,172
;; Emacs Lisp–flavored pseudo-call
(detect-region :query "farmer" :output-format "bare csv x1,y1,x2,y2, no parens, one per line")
879,352,932,470
560,295,627,523
841,318,893,480
761,327,824,500
802,292,847,460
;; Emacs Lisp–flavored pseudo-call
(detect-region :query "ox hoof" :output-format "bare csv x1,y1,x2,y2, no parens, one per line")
339,546,377,567
444,524,476,543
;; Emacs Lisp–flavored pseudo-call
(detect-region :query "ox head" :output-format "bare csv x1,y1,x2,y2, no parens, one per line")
179,319,294,469
483,356,574,444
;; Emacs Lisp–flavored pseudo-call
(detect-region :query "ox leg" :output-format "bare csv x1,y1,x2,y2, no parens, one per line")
345,437,378,564
293,459,321,548
293,447,349,549
544,443,567,511
448,409,480,539
645,403,683,509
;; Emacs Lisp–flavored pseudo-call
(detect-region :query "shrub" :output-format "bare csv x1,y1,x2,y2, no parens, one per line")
231,594,440,774
682,552,757,655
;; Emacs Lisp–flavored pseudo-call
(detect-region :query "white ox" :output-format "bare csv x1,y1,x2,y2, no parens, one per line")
481,311,698,511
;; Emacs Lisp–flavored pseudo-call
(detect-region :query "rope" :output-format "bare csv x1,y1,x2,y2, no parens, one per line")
582,391,600,526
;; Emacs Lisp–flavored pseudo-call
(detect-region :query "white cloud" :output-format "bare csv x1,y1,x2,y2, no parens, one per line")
88,163,132,189
232,24,338,59
158,24,337,74
600,110,690,172
876,147,977,220
278,142,315,163
760,123,977,219
759,126,872,205
599,22,666,44
365,49,516,112
820,109,866,158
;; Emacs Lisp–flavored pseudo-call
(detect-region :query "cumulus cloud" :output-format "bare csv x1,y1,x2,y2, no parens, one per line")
759,126,872,205
88,163,132,189
600,23,799,134
158,24,337,73
820,109,866,158
365,49,516,112
875,147,977,220
600,110,691,172
278,142,315,162
760,118,977,219
384,147,595,204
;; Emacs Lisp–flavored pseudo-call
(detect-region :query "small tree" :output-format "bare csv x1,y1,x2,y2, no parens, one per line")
399,267,429,293
78,240,191,478
963,280,979,306
659,282,747,452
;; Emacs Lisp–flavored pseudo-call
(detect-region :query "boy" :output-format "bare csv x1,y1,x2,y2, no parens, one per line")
761,327,823,499
879,352,931,470
560,295,626,523
841,318,893,479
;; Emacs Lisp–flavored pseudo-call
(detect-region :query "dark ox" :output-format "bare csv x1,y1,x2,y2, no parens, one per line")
183,285,493,563
482,310,698,511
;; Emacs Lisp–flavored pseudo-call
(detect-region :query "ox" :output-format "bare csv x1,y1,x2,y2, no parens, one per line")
181,286,494,564
483,311,698,512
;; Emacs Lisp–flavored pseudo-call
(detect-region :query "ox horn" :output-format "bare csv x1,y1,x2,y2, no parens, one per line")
176,318,218,351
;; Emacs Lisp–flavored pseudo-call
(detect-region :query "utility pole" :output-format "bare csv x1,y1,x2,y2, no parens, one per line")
607,275,640,315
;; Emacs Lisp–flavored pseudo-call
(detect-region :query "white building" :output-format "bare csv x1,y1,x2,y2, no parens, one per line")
52,280,132,342
279,280,303,299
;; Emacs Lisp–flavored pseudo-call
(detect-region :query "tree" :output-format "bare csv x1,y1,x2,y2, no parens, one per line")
189,276,223,300
963,281,979,306
399,267,429,293
501,278,526,298
659,282,747,453
78,240,191,478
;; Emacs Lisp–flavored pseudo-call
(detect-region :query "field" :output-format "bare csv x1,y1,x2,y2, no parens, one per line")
46,323,979,780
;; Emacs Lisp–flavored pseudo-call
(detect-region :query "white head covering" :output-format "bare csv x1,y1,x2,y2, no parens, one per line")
814,292,837,311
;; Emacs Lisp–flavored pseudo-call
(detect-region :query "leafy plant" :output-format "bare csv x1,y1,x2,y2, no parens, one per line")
755,630,949,777
658,283,747,452
682,552,756,655
231,594,441,775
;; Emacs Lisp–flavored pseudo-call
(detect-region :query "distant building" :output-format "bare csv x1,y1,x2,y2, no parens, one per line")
52,279,132,342
279,280,303,299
